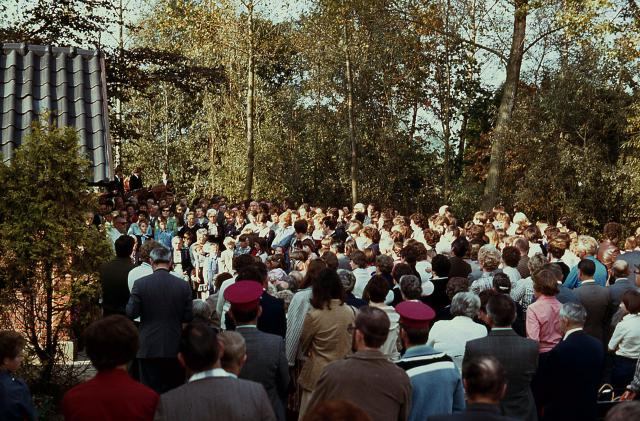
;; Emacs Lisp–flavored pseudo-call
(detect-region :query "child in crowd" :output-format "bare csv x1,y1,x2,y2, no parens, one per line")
220,237,236,274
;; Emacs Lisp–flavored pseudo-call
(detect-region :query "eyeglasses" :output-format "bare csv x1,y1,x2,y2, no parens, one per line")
162,209,170,212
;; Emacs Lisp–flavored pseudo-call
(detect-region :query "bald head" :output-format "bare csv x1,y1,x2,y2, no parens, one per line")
462,356,506,403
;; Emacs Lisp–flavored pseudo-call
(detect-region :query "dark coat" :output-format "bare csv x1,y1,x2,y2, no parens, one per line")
129,173,143,190
542,330,604,421
154,376,275,421
464,329,539,421
237,326,289,421
126,268,193,358
429,403,519,421
257,291,287,338
608,278,636,307
574,282,611,342
100,257,135,316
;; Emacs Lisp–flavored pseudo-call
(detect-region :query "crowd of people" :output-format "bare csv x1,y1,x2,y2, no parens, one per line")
3,173,640,420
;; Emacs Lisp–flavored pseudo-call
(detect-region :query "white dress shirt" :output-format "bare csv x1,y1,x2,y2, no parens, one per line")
609,313,640,358
352,267,376,299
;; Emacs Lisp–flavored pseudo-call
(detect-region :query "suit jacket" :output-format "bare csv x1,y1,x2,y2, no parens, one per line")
421,277,450,313
609,278,636,307
298,300,356,392
542,330,604,421
237,326,289,421
556,284,580,305
129,173,143,190
574,282,611,342
100,257,135,316
257,291,286,338
429,403,519,421
448,256,471,278
126,269,193,358
63,369,158,421
517,256,531,278
308,349,411,421
154,376,275,421
464,329,538,421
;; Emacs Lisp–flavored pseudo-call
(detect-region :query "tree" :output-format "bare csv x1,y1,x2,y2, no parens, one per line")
0,121,112,394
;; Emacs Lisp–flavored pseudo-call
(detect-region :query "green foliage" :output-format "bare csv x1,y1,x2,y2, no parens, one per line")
0,121,112,397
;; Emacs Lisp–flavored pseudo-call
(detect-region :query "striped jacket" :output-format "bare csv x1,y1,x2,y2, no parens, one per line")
396,344,465,421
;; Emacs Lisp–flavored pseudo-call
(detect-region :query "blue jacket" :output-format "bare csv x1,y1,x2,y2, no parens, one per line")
0,370,37,421
396,344,465,421
563,255,607,289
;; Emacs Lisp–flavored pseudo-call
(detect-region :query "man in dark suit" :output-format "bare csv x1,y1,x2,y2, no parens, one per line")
62,316,159,421
515,238,531,278
225,281,289,421
541,302,604,421
129,167,143,191
609,260,636,307
574,259,611,342
430,356,518,421
233,263,286,338
464,294,538,421
154,322,276,421
126,246,193,393
100,235,135,316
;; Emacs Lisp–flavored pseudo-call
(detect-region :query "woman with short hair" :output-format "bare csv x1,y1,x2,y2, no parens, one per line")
609,290,640,391
427,291,487,369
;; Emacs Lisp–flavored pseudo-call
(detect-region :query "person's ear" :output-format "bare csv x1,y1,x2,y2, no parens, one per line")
257,306,263,318
241,354,248,368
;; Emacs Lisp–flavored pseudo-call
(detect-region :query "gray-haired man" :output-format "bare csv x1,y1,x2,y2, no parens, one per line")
126,246,193,394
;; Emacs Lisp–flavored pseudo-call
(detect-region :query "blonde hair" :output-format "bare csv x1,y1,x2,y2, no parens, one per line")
575,235,598,256
223,237,236,248
478,245,501,272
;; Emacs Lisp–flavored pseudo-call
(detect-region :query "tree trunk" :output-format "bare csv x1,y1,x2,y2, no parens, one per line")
344,19,358,205
482,0,528,209
243,1,256,201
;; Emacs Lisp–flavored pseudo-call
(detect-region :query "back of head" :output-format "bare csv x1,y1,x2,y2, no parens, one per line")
0,331,26,363
355,306,390,348
233,253,256,272
451,291,481,318
501,246,520,268
376,254,394,275
560,302,586,327
351,250,367,268
514,237,529,254
392,263,413,283
321,251,339,271
114,235,135,258
578,258,596,277
492,272,511,294
451,236,469,258
139,239,161,262
218,331,246,371
486,294,516,327
612,260,629,278
399,274,422,300
431,254,451,277
337,269,356,293
180,322,219,372
150,245,171,264
533,269,560,296
85,315,138,371
446,277,470,300
192,299,213,321
363,275,389,303
294,219,308,234
622,290,640,314
237,263,268,284
462,356,506,402
310,269,345,309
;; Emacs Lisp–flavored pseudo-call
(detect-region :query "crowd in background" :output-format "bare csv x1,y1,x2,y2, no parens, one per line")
4,171,640,420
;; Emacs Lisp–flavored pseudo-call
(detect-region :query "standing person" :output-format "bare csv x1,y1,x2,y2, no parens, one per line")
153,323,276,421
126,246,193,393
574,259,611,342
0,331,37,421
306,306,411,421
395,301,465,420
526,269,563,353
541,303,604,421
429,356,519,421
62,316,159,421
129,167,143,191
363,275,401,361
298,269,356,418
128,240,161,292
449,237,472,278
100,235,136,316
470,245,503,293
609,260,636,307
464,295,539,421
225,281,289,421
427,292,487,369
564,235,608,288
608,290,640,392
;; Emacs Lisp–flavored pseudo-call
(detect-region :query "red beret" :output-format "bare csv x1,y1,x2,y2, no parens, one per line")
224,280,263,311
396,301,436,329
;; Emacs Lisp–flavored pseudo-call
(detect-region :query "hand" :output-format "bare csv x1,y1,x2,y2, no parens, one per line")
621,390,636,401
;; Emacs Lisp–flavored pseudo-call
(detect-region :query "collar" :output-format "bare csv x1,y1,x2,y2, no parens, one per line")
403,344,440,358
564,327,583,340
349,349,388,361
491,327,513,331
189,368,236,382
580,279,595,284
237,324,257,329
623,313,640,320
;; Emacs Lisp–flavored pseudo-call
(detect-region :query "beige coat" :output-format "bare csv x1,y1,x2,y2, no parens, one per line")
298,299,356,391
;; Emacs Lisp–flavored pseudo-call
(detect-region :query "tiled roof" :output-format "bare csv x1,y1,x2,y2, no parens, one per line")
1,43,112,182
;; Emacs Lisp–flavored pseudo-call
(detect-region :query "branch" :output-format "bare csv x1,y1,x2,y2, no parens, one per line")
522,24,567,55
